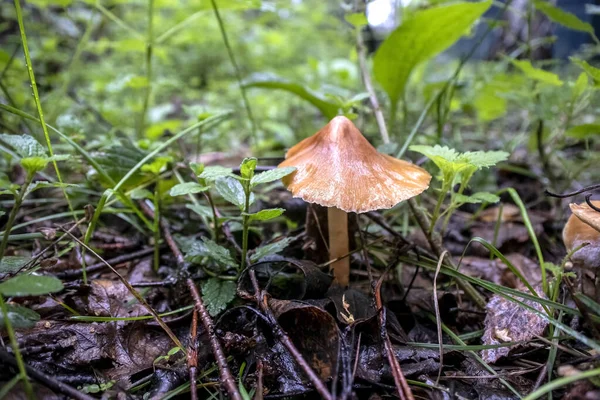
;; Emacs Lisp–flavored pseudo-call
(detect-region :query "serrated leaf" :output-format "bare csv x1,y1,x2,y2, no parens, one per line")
201,278,236,316
0,304,40,329
199,166,236,181
459,150,509,169
0,274,63,297
186,204,214,218
246,208,285,222
0,134,46,158
533,0,594,34
250,167,296,187
510,59,563,86
374,0,491,108
94,141,148,189
184,237,237,270
250,237,294,263
455,192,500,204
215,177,246,209
571,58,600,84
169,182,210,196
0,256,31,274
240,157,257,179
243,74,341,119
566,124,600,139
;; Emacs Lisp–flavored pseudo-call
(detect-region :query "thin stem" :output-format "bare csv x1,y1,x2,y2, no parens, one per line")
240,179,251,272
209,0,258,144
0,175,32,266
0,294,35,399
153,189,160,272
138,0,154,136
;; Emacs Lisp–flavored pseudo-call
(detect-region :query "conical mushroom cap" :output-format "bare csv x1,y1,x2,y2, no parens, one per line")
563,200,600,268
278,116,431,213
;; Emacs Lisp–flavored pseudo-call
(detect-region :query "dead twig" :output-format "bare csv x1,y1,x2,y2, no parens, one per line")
188,293,199,400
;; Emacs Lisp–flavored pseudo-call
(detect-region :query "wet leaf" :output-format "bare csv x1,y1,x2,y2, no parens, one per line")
246,208,285,222
0,133,46,158
169,182,209,196
240,157,257,179
198,166,236,181
0,303,40,329
0,274,63,297
250,167,296,187
0,256,31,274
249,237,294,263
202,278,237,316
215,177,246,209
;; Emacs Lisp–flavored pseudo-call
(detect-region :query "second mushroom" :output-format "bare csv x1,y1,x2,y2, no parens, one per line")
279,116,431,287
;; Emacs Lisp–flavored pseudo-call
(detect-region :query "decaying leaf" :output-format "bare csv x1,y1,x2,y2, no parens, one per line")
481,286,548,363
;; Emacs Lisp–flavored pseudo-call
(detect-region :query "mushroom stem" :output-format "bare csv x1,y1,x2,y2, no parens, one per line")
327,207,349,286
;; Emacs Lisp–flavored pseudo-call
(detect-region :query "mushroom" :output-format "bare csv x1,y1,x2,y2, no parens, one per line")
563,200,600,269
278,116,431,286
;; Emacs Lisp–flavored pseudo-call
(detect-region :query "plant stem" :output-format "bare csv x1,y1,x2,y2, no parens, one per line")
209,0,258,145
138,0,154,136
239,179,251,272
0,175,32,266
153,189,160,272
0,294,35,399
327,207,349,287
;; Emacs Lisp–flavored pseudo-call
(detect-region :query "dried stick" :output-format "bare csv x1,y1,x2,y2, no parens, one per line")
188,279,242,400
248,269,334,400
188,308,199,400
0,349,95,400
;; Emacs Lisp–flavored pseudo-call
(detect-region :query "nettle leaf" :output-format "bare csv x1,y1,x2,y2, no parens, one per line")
215,177,246,209
250,237,294,263
566,124,600,139
169,182,210,197
250,167,296,187
0,274,63,297
240,157,257,180
374,0,491,108
0,134,46,158
94,141,148,189
0,304,40,329
533,0,594,35
243,74,341,119
510,59,563,86
246,208,285,222
186,204,214,218
185,237,237,269
455,192,500,204
201,278,236,316
571,58,600,84
0,256,31,274
459,150,509,169
199,166,236,181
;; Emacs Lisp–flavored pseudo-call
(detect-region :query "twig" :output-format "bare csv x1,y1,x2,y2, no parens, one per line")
187,279,243,400
188,306,199,400
248,269,334,400
0,349,95,400
54,247,156,279
433,251,448,385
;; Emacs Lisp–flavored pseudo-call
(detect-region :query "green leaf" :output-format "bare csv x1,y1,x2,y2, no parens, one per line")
240,157,257,179
250,237,294,263
186,204,214,218
572,72,589,99
455,192,500,204
571,58,600,84
473,83,508,122
199,166,236,181
0,134,46,159
374,0,491,108
190,162,205,176
94,141,148,189
533,0,594,35
141,156,172,175
215,177,246,209
0,256,31,274
246,208,285,222
20,157,50,175
201,278,237,316
0,274,63,297
243,74,341,119
0,304,40,329
345,13,367,27
459,150,509,169
510,59,563,86
129,188,153,200
145,120,182,140
566,124,600,139
250,167,296,187
169,182,210,196
185,237,237,269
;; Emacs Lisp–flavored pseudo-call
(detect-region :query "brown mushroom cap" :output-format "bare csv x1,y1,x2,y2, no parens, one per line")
563,200,600,268
278,116,431,213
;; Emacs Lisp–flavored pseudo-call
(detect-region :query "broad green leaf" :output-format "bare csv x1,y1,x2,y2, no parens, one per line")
572,72,589,99
0,256,31,274
129,188,153,200
246,208,285,222
510,59,563,86
455,192,500,204
0,274,63,297
169,182,209,196
215,177,246,209
566,124,600,139
459,150,509,169
250,237,294,263
185,237,237,270
345,13,367,27
250,167,296,187
201,278,236,316
243,74,341,119
240,157,257,179
20,157,51,175
0,304,40,329
374,0,491,108
199,166,236,181
186,204,214,218
533,0,594,35
0,134,46,158
571,58,600,84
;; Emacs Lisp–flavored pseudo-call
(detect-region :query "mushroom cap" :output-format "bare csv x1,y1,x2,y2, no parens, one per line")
278,116,431,213
563,200,600,268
